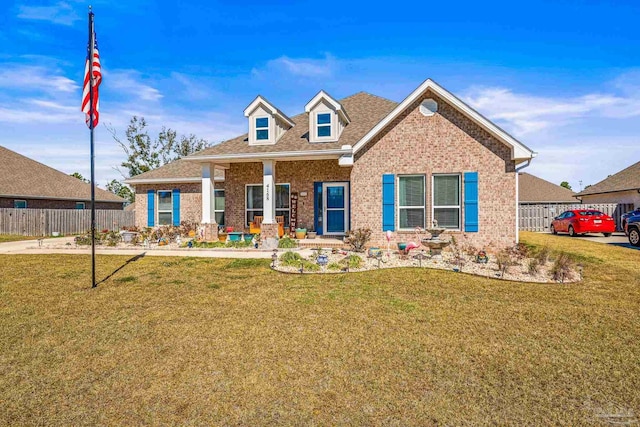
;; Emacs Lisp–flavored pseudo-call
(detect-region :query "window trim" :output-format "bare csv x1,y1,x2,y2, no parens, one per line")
245,183,291,227
431,173,462,231
397,174,426,230
14,199,27,209
75,202,85,210
214,189,225,225
156,189,173,226
316,112,332,139
255,116,270,141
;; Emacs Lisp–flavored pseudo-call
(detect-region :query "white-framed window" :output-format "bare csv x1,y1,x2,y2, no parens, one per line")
398,175,425,229
432,174,461,229
75,202,85,210
256,117,269,141
214,189,225,225
14,200,27,209
157,190,173,226
316,112,332,138
245,183,290,227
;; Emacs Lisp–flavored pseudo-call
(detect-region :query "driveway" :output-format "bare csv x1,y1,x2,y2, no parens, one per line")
544,232,639,250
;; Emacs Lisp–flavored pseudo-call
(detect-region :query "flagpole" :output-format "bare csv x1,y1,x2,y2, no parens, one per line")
88,6,97,288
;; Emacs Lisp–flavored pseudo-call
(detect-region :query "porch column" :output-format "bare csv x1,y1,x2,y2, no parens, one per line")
262,160,276,224
201,163,216,223
201,163,218,241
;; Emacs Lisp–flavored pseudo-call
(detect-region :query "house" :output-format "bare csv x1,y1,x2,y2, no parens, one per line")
576,160,640,214
0,145,125,209
125,79,536,248
518,172,578,204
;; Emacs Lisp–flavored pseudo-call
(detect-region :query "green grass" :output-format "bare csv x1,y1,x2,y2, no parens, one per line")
0,232,639,425
0,234,39,243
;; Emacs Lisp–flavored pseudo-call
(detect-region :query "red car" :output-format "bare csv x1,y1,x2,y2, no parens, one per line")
550,209,615,237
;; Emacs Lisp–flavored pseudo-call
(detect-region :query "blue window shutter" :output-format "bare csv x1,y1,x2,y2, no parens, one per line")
172,188,180,226
314,182,322,235
464,172,479,232
147,190,155,227
382,174,395,231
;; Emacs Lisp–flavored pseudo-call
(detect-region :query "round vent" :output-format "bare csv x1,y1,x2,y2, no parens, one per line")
419,99,438,116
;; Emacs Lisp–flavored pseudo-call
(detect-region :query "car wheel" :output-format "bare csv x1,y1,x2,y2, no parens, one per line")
603,233,612,237
550,224,557,235
568,225,577,237
629,229,640,247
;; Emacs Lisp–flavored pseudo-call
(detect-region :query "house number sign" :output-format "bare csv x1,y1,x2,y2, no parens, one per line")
289,192,298,236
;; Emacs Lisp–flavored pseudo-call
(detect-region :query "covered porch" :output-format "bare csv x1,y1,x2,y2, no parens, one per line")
196,158,352,243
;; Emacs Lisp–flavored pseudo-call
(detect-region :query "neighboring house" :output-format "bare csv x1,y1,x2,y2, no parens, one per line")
518,172,578,204
576,160,640,214
125,79,536,248
0,145,125,209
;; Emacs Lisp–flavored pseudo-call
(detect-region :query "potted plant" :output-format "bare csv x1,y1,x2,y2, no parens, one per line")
307,228,317,239
295,226,307,239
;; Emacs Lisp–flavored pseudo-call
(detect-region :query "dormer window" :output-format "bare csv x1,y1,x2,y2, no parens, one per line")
317,113,331,138
305,90,350,143
256,117,269,140
243,95,295,146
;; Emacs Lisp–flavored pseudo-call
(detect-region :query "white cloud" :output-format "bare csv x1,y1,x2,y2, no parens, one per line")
0,65,78,93
254,54,337,78
462,86,640,135
106,69,163,101
17,2,80,26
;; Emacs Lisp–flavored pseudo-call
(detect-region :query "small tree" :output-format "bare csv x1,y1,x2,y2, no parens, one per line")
560,181,572,190
70,172,89,183
106,179,134,204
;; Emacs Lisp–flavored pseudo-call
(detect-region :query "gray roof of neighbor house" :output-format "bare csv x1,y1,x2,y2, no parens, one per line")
519,172,578,203
576,160,640,196
125,158,225,183
189,92,398,157
0,145,125,203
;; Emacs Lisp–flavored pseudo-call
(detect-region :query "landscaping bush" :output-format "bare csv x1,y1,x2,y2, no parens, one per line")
327,262,342,271
278,236,298,248
551,252,574,283
345,228,372,252
300,259,320,272
536,246,550,266
527,258,540,275
280,251,303,266
496,248,519,277
341,254,364,269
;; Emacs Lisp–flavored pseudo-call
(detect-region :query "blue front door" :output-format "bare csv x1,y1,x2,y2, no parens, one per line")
322,182,349,235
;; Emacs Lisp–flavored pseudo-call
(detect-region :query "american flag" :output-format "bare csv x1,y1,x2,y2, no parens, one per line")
81,33,101,128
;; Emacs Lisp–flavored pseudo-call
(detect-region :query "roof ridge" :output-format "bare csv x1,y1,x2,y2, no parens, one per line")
339,91,397,104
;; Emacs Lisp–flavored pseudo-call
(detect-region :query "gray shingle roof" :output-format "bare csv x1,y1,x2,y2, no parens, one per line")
576,160,640,196
518,172,578,203
125,158,224,181
0,145,125,203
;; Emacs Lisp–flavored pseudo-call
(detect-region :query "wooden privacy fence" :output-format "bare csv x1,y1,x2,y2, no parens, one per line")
0,208,135,236
519,203,623,232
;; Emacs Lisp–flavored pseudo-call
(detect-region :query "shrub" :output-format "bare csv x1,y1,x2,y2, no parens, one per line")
105,230,121,246
496,249,518,277
345,228,372,252
278,236,298,248
327,262,342,271
280,251,303,266
512,243,530,260
341,254,364,269
536,246,550,266
300,260,320,272
551,252,574,283
527,258,540,275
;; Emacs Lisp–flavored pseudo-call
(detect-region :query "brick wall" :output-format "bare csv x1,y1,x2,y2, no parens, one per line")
0,197,123,210
351,89,517,249
132,182,225,228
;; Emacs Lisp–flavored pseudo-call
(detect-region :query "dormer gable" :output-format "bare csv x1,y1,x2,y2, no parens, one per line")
304,90,351,143
243,95,295,146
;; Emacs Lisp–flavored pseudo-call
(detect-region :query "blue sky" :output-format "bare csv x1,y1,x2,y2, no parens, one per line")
1,0,639,190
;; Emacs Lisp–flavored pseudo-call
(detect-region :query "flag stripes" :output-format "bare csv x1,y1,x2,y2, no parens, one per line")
81,32,101,128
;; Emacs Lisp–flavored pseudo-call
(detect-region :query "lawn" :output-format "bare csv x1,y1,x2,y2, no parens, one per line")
1,232,638,425
0,234,39,243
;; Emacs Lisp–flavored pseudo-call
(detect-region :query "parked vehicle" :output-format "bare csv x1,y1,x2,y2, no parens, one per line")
624,213,640,247
550,209,616,237
621,208,640,230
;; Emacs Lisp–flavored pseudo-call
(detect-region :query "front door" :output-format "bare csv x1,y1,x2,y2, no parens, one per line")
322,182,349,235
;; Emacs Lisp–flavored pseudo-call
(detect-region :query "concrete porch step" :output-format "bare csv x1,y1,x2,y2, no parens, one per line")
297,238,346,249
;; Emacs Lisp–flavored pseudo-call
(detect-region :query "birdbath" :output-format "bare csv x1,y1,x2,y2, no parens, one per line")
421,220,451,258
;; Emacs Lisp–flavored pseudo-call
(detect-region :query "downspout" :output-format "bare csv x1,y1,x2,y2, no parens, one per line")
515,158,534,243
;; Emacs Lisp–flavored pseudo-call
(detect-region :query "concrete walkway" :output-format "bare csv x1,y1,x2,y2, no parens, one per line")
0,236,317,258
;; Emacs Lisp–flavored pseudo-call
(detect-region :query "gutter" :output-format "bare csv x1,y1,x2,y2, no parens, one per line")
183,147,353,162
